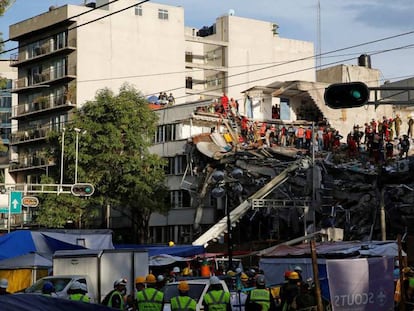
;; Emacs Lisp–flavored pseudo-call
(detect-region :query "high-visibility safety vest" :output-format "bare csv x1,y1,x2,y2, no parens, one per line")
249,289,271,311
171,295,197,311
107,290,124,310
69,293,90,303
136,287,164,311
204,290,230,311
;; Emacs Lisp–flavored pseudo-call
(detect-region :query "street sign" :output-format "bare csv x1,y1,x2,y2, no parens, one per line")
22,196,39,208
0,192,22,214
10,192,22,214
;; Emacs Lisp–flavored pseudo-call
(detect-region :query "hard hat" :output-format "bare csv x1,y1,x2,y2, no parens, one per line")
169,241,175,247
135,276,146,284
210,276,221,285
70,281,81,290
146,274,157,284
235,268,242,274
284,271,292,279
240,273,248,281
182,267,190,276
294,266,303,272
114,278,127,287
79,283,88,293
256,274,266,286
43,281,55,292
157,275,165,282
227,270,236,277
0,278,8,289
177,281,190,292
173,266,180,273
288,271,300,280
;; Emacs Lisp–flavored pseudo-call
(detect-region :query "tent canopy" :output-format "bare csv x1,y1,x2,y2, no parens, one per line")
115,244,205,257
0,230,114,260
258,240,404,258
0,252,52,269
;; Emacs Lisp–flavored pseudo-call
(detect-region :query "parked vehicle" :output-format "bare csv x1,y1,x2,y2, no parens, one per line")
24,275,92,299
26,249,148,303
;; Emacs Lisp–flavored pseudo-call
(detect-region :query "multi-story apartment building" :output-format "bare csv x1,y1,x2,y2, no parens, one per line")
8,1,321,239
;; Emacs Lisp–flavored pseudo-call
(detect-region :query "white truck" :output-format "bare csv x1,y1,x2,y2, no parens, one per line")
26,249,148,303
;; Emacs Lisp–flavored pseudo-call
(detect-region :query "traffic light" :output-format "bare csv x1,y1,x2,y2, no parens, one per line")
71,183,95,197
324,82,370,109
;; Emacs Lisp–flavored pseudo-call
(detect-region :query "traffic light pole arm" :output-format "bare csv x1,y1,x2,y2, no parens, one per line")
0,183,94,195
369,86,414,106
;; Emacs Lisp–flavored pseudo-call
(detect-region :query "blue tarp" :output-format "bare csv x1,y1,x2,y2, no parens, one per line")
115,244,205,257
0,293,117,311
0,230,114,261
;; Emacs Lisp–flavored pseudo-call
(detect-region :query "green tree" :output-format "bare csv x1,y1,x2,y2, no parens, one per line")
39,84,168,242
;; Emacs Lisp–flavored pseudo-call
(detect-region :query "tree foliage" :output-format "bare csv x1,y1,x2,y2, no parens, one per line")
38,84,168,242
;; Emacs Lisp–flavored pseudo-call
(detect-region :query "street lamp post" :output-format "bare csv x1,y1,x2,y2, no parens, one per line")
211,168,243,272
74,128,86,184
59,128,66,193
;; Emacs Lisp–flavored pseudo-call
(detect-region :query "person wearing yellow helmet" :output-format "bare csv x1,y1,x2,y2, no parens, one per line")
170,281,197,311
279,271,301,311
136,274,164,311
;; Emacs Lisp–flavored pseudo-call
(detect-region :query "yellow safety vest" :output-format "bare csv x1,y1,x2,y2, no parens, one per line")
171,295,197,311
137,287,164,311
249,289,271,311
69,293,90,303
204,290,230,311
107,290,124,310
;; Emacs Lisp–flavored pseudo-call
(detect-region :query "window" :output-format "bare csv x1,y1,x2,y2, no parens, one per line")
54,32,66,50
170,190,191,209
185,52,193,63
155,124,177,143
135,5,142,16
164,155,187,175
185,77,193,89
158,9,168,20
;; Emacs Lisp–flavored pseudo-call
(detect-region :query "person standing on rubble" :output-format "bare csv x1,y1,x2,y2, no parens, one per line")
394,114,402,138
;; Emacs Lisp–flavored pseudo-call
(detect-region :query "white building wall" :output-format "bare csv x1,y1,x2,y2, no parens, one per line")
72,2,186,106
221,15,315,104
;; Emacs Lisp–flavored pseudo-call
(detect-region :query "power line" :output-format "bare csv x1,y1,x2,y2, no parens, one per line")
0,0,149,55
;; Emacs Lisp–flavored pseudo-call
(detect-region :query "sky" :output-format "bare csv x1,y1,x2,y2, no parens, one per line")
0,0,413,83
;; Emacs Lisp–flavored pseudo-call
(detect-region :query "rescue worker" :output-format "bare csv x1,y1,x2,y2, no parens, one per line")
279,272,301,311
245,275,275,311
42,281,58,297
170,281,197,311
293,266,303,281
0,278,10,295
134,276,146,310
203,276,231,311
102,278,128,310
136,273,164,311
68,281,90,303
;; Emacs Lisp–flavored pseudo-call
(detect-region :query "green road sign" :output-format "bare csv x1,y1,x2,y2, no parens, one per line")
0,191,22,214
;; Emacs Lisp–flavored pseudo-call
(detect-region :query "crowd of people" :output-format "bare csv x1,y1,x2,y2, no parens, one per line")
196,94,414,165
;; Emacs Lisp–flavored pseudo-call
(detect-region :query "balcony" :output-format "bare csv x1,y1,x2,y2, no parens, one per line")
9,152,54,172
12,94,76,120
10,38,76,67
12,65,77,93
10,126,51,145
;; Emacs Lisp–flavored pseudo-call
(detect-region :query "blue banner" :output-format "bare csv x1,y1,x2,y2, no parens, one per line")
327,257,394,311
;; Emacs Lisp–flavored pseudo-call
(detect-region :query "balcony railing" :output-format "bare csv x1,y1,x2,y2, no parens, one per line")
12,94,75,119
10,126,50,144
12,65,76,92
10,38,76,66
9,153,55,171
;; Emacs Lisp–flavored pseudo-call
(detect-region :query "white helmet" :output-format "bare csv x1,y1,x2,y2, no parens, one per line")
70,281,81,290
209,276,220,285
173,266,180,273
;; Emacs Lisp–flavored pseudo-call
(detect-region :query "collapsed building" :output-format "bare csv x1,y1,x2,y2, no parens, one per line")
149,88,414,255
